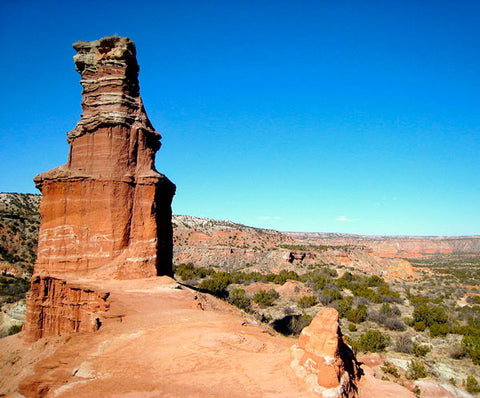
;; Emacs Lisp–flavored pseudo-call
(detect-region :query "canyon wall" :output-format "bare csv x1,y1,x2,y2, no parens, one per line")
286,232,480,258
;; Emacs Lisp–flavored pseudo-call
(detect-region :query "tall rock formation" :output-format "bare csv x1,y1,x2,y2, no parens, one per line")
24,36,175,342
33,36,175,279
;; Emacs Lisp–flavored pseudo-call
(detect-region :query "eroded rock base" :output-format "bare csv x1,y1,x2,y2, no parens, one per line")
23,276,110,342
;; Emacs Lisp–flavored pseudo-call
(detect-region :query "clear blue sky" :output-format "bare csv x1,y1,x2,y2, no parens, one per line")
1,1,479,236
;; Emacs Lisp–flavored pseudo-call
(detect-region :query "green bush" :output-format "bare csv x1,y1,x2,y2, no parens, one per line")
429,321,449,337
413,304,448,327
381,361,400,378
198,273,232,298
413,321,426,332
407,360,428,380
358,330,389,352
290,314,313,335
462,335,480,365
345,305,367,324
377,284,402,303
350,285,381,303
319,288,342,305
412,343,431,357
466,376,480,394
412,386,421,398
8,324,22,335
297,295,318,308
366,275,386,287
174,263,214,281
227,289,251,311
253,289,280,307
274,270,300,284
333,298,353,317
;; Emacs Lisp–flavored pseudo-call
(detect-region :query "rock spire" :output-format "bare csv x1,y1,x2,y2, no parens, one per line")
32,36,175,280
24,36,175,341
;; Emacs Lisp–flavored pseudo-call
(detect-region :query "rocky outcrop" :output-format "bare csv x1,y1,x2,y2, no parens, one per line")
33,36,175,279
23,276,110,342
291,307,360,397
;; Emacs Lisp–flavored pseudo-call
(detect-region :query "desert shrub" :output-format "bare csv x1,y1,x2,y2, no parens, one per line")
332,298,353,317
348,323,357,332
301,269,333,290
462,335,480,365
357,330,389,352
350,285,382,303
274,270,300,284
413,321,427,332
380,303,401,317
367,309,386,324
409,294,430,306
466,376,480,394
297,295,318,308
429,321,449,337
345,305,367,324
412,386,421,398
336,272,360,289
174,263,214,281
8,324,22,335
368,304,405,330
407,360,428,380
381,361,400,378
353,296,369,307
412,343,431,357
290,314,313,335
227,289,251,311
413,304,448,327
366,275,386,287
384,317,406,331
198,273,232,298
449,344,466,359
253,289,279,307
377,285,402,303
319,288,342,305
395,334,413,353
467,296,480,305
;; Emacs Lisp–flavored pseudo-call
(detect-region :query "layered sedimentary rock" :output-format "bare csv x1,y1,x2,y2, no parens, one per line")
291,307,360,397
33,36,175,279
23,276,110,342
24,36,175,342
